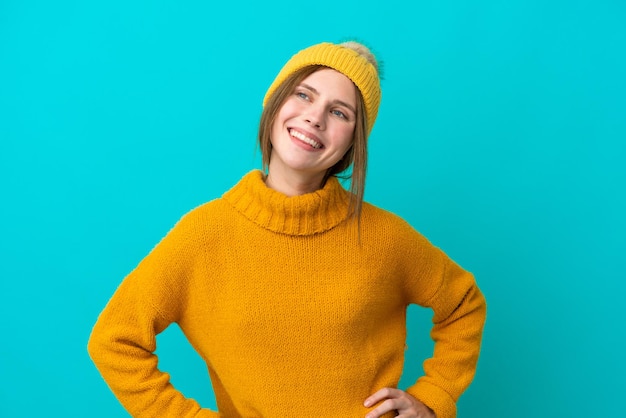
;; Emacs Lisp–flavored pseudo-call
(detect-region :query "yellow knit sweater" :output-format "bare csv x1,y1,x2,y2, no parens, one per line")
88,170,486,418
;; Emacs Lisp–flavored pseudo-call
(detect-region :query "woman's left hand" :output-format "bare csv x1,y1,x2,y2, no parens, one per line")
363,388,435,418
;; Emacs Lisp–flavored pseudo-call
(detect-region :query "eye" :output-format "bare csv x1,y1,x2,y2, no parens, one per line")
296,91,310,100
332,109,348,120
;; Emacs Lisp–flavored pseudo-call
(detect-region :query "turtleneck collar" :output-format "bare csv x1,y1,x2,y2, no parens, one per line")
222,170,352,236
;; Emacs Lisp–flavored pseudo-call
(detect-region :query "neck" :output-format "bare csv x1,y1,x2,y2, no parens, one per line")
265,165,326,196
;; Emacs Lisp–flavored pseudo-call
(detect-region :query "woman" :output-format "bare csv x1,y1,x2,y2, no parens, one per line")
88,41,487,418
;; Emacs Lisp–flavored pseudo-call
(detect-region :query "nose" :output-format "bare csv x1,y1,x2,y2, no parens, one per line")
304,103,325,129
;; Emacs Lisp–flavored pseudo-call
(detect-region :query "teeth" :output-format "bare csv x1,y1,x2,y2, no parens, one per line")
290,129,322,149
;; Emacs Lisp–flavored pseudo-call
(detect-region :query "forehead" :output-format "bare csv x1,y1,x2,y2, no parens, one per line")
299,68,357,106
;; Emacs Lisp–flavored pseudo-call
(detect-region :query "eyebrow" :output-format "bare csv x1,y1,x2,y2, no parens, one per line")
300,83,357,114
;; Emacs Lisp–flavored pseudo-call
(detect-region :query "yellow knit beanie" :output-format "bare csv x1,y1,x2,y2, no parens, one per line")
263,42,382,134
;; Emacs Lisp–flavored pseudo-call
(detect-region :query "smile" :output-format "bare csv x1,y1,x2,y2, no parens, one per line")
289,129,322,149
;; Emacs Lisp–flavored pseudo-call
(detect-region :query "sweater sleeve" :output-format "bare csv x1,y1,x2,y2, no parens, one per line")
399,225,487,418
87,209,219,418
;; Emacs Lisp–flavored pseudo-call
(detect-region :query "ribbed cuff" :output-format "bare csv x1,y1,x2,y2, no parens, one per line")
406,380,457,418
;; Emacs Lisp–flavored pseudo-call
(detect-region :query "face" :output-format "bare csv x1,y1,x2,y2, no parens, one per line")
269,68,357,187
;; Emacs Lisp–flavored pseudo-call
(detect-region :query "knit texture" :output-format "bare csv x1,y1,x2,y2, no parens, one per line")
88,170,486,418
263,42,381,133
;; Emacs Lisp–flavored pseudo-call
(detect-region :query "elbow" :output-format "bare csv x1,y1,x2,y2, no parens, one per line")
87,321,106,366
87,328,99,363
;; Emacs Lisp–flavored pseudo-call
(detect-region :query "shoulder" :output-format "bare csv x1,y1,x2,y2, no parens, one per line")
361,202,423,239
162,197,234,240
180,198,229,221
359,201,442,256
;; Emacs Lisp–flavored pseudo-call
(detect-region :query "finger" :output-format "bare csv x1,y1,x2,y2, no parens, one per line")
364,387,403,408
365,398,404,418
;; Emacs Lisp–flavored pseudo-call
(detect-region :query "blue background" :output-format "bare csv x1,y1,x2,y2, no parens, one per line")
1,0,625,416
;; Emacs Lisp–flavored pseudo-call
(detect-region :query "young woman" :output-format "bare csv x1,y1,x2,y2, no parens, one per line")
88,41,487,418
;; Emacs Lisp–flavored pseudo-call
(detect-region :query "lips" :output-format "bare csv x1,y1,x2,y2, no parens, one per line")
289,128,323,149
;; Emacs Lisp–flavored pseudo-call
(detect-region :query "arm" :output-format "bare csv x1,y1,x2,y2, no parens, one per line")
361,215,486,418
404,239,487,418
363,254,485,418
87,211,219,417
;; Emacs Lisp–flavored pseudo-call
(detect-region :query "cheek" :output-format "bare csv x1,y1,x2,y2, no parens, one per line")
270,103,293,140
338,125,356,150
276,98,301,121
